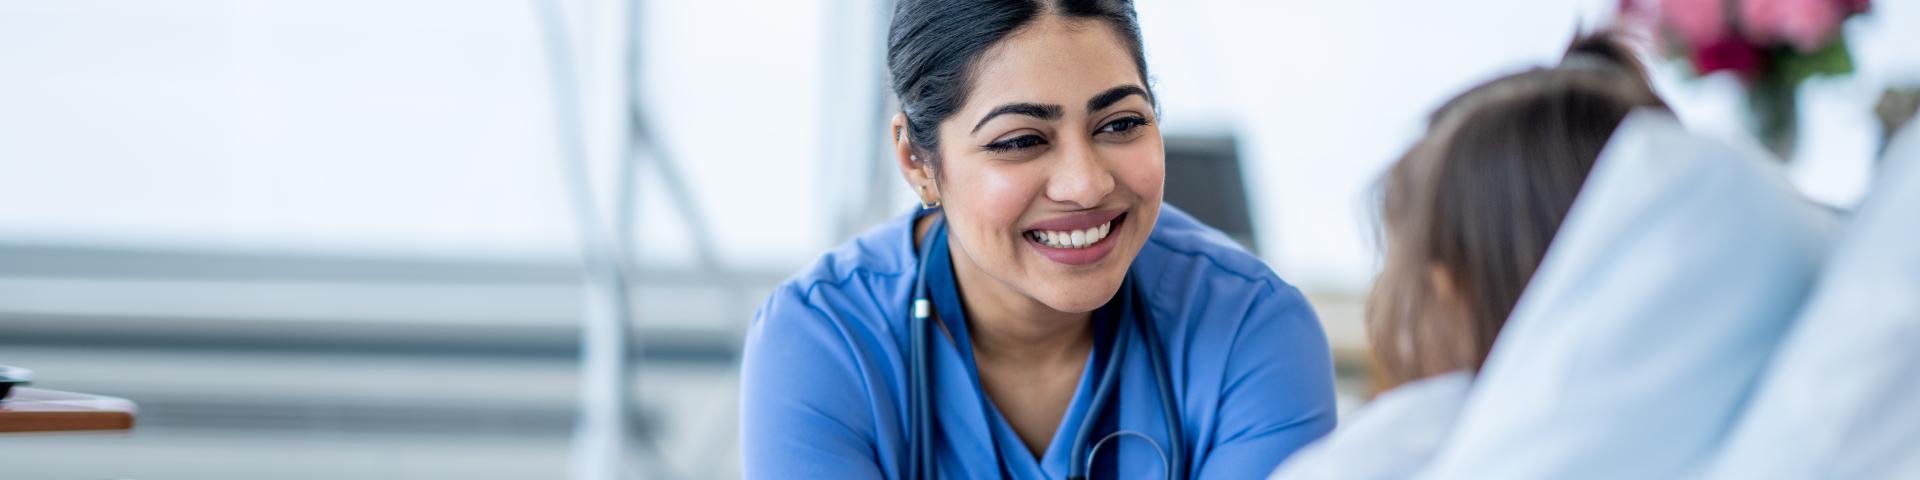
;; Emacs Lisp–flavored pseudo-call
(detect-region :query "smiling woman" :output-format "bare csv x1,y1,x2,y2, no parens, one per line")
740,1,1337,479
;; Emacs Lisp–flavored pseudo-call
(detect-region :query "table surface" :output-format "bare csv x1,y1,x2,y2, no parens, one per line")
0,387,137,433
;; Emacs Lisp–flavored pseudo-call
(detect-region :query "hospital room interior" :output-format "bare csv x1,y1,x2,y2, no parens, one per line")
2,0,1917,478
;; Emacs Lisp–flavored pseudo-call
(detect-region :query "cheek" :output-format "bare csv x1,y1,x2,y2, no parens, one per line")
1113,145,1166,204
978,172,1038,231
946,160,1045,241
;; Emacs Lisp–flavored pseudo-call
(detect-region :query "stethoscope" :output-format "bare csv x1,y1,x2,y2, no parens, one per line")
907,212,1186,480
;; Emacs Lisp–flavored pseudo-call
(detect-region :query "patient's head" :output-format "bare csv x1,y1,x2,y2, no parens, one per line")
1367,32,1669,391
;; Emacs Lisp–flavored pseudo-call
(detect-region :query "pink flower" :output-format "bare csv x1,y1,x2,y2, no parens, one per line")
1693,36,1765,79
1657,0,1732,48
1740,0,1848,52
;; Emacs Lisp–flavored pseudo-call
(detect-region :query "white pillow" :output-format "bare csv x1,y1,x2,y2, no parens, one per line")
1700,115,1920,479
1418,111,1838,479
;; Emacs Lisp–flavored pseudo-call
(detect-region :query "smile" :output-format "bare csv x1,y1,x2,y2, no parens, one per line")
1024,221,1111,249
1021,211,1127,266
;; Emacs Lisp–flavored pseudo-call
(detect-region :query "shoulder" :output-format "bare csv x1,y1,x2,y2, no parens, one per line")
779,208,919,300
1136,204,1311,318
741,213,925,476
1136,204,1325,379
1140,210,1335,474
750,209,919,353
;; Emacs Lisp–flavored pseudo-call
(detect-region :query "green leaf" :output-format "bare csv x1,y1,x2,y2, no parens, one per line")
1777,36,1855,88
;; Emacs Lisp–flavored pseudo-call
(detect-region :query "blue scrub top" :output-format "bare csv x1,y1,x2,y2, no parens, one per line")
741,204,1336,479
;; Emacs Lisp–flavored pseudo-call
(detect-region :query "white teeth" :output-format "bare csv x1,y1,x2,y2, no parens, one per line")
1028,220,1113,249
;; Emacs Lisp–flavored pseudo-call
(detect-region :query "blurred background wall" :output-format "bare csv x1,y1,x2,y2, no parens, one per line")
1,0,1914,478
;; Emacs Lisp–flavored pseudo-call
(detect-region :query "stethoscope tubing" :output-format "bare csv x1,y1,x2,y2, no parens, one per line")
908,213,1184,480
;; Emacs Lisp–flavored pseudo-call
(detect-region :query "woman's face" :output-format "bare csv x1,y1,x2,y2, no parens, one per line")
921,16,1165,314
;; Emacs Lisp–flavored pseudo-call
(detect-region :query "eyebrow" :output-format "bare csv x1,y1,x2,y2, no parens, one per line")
972,103,1063,134
968,84,1152,134
1086,85,1149,113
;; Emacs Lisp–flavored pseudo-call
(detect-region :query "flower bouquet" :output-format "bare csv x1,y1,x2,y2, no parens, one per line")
1620,0,1872,159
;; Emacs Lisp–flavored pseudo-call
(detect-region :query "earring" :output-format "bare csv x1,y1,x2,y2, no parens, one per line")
918,185,942,210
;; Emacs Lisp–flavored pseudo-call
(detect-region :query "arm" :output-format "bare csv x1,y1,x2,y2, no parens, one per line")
1195,283,1339,479
740,284,888,480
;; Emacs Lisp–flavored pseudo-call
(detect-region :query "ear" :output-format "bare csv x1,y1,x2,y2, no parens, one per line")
891,113,939,204
1427,264,1466,318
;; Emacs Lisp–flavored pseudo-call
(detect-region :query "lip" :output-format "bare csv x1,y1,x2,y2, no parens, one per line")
1023,211,1127,266
1022,209,1125,232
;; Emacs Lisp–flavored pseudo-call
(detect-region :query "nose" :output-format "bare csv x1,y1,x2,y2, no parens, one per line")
1044,137,1115,209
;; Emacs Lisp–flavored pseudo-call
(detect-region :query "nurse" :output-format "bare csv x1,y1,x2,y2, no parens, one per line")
740,0,1336,478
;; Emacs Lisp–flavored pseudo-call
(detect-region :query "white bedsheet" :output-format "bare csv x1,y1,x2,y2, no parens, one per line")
1698,115,1920,480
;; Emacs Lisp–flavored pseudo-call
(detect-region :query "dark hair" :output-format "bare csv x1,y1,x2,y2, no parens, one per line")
1366,32,1671,391
887,0,1152,169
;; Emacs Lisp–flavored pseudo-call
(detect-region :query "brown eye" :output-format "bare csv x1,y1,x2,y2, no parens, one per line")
1098,116,1150,135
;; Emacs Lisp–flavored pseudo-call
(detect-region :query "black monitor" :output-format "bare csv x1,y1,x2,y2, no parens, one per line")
1163,136,1258,253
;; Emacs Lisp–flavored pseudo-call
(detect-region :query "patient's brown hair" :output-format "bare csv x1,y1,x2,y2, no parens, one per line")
1367,32,1669,391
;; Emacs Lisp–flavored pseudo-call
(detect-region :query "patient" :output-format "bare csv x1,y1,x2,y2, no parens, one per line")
1272,32,1669,478
1364,32,1668,391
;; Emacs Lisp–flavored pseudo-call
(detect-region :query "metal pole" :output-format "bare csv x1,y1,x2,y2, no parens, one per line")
531,0,637,478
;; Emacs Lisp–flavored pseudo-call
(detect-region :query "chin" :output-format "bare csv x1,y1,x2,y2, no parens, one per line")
1035,276,1126,314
